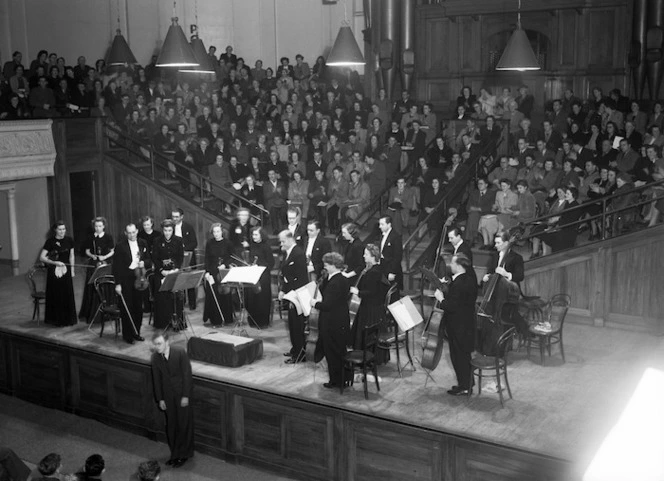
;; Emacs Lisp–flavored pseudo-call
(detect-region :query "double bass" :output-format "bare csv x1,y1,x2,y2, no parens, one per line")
420,268,449,371
347,266,369,329
306,273,325,363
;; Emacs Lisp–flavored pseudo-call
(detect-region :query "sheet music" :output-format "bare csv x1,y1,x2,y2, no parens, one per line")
283,290,303,315
220,265,266,284
388,296,424,332
282,281,318,317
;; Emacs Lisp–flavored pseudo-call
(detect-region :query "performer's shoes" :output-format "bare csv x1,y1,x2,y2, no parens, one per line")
283,351,294,357
285,357,306,364
447,387,472,396
134,335,144,342
172,457,188,468
323,382,338,389
124,338,135,345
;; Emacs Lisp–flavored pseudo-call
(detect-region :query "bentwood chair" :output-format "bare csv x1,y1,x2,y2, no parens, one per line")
377,283,414,377
470,326,517,407
341,322,382,399
25,266,47,324
527,293,571,364
89,275,121,339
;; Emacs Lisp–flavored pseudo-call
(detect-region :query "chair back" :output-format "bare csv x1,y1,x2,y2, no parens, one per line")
493,326,516,359
547,293,571,333
94,275,119,309
25,265,47,297
361,322,382,362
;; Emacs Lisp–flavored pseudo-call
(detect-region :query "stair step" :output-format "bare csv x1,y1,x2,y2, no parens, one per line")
128,160,151,169
159,178,180,187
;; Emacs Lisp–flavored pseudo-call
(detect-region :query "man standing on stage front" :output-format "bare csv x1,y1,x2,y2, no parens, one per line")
113,223,151,345
150,330,194,468
277,230,308,363
434,254,477,396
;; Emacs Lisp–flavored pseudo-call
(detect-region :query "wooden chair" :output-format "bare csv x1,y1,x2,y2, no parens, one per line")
89,275,121,339
470,326,516,407
146,268,155,325
526,293,571,364
25,266,47,324
341,322,382,399
377,283,414,377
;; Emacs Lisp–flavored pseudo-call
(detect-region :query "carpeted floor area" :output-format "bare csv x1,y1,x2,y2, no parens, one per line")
0,393,294,481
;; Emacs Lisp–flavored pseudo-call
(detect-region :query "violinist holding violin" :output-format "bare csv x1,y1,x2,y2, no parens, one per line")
79,216,114,323
113,222,152,344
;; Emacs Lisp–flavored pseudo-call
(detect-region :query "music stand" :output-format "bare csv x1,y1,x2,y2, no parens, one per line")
160,269,205,339
220,265,266,336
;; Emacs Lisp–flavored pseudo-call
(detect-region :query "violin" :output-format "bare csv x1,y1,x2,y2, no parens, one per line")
306,272,326,363
134,264,149,291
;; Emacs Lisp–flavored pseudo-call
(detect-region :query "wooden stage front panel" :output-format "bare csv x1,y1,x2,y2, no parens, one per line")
2,275,663,480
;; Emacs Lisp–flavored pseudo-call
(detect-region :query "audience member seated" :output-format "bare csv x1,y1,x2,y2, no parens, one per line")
465,177,496,248
387,176,417,235
539,187,583,255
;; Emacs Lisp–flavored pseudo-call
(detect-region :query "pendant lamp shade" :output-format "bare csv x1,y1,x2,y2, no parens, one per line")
496,27,540,71
326,25,365,67
107,29,137,66
156,17,199,68
180,37,216,74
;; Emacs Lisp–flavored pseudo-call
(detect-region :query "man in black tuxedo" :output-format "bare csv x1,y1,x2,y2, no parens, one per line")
434,254,478,395
113,223,151,344
482,231,528,335
286,207,306,248
311,252,351,388
278,230,309,363
151,330,194,468
447,226,473,266
378,215,403,290
304,220,332,281
171,208,198,310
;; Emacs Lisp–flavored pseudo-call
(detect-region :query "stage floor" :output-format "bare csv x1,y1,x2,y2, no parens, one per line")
2,274,664,473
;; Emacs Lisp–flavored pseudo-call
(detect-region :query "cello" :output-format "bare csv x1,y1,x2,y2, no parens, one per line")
306,273,326,363
348,266,369,329
420,268,449,371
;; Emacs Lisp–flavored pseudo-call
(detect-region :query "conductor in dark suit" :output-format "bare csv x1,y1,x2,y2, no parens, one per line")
113,223,151,344
434,254,478,395
304,220,332,280
171,208,198,310
378,215,403,290
277,230,309,363
311,252,351,388
150,330,194,468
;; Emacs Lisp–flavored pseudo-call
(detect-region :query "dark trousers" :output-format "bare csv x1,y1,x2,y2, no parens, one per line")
0,447,31,481
449,332,472,390
164,393,195,459
327,205,340,233
287,304,306,359
119,280,144,340
322,324,348,385
269,205,286,234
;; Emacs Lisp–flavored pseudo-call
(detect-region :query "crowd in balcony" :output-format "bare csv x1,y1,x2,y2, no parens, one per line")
1,46,662,250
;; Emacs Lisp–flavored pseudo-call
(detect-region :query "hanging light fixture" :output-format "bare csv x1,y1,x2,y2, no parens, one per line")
106,0,137,66
326,0,365,67
179,0,215,75
156,1,199,68
496,0,540,71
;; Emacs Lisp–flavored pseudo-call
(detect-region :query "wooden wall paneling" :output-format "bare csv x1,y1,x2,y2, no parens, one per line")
192,380,229,455
587,9,615,68
425,18,451,74
234,395,335,480
344,418,444,481
562,258,591,311
425,81,452,111
10,339,68,409
459,18,480,72
646,239,664,321
0,336,9,393
557,10,577,67
453,438,571,481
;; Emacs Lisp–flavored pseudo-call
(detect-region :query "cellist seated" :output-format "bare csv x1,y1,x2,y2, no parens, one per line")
481,231,529,337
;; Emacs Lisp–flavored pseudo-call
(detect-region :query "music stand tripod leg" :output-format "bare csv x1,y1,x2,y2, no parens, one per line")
230,283,250,337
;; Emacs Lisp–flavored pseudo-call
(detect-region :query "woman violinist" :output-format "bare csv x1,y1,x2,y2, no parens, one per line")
79,216,114,322
39,221,77,326
203,223,234,327
246,226,274,328
152,219,184,330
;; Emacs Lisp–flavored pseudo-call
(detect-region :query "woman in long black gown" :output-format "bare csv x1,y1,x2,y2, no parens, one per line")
39,221,77,326
152,219,184,330
340,223,365,282
348,244,389,354
228,207,252,262
203,223,234,326
246,226,274,328
79,216,114,322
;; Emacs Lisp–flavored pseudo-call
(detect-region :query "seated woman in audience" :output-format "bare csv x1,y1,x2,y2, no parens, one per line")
413,157,438,190
512,180,537,224
560,158,581,190
288,151,307,179
649,101,664,131
420,177,446,236
288,170,310,219
532,186,568,257
364,133,384,161
203,223,233,327
627,100,648,135
90,95,112,118
483,179,517,242
540,187,583,255
585,123,601,152
126,110,146,139
342,170,370,222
